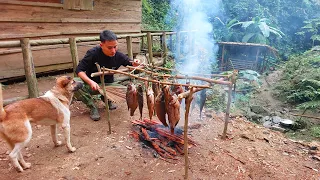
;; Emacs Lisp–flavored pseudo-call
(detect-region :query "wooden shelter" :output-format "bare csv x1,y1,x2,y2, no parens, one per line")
217,42,279,72
0,0,142,82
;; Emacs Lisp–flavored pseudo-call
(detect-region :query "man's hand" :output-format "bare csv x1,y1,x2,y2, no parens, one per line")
132,59,141,67
89,80,100,91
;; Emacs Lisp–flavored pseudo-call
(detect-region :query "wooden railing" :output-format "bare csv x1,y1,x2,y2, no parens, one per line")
0,30,196,102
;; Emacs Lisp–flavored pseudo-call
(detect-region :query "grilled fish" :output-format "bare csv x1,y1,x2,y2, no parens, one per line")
155,91,168,127
145,82,155,121
167,94,180,134
163,85,180,134
137,84,144,120
126,83,138,116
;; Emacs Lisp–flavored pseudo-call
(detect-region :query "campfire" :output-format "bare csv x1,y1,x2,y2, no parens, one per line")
130,118,196,160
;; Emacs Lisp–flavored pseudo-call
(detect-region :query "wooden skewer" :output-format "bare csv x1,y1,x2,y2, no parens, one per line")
91,68,211,88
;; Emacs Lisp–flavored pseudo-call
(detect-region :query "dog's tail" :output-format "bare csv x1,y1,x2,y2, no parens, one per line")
0,83,6,121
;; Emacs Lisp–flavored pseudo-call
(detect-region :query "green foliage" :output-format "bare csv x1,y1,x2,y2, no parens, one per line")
311,126,320,138
274,49,320,111
142,0,174,30
205,86,226,112
163,59,175,69
228,17,284,44
296,18,320,46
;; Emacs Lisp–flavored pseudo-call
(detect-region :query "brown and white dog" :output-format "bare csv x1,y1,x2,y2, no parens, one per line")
0,76,83,172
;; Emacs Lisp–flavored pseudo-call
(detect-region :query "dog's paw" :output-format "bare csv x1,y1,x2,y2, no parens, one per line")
54,141,62,147
23,162,31,169
69,147,76,152
16,166,24,173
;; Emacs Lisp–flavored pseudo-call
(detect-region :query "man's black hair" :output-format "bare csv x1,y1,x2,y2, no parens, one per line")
100,30,117,42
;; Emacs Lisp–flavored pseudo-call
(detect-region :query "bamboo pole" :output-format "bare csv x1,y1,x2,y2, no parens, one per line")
95,67,231,86
95,63,111,134
126,65,232,79
91,68,211,88
147,32,154,65
69,37,79,77
221,84,233,139
183,86,195,180
20,38,39,98
126,36,133,60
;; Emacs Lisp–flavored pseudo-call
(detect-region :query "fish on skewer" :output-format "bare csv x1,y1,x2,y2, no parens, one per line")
144,81,155,121
137,84,144,120
155,91,168,127
126,83,138,117
163,85,180,134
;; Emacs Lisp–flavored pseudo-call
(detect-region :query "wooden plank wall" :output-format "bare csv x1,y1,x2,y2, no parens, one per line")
0,0,142,81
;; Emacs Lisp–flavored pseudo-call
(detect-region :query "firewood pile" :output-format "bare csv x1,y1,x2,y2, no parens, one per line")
130,118,197,160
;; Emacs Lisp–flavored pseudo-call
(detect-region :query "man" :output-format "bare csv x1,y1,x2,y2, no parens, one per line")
75,30,140,121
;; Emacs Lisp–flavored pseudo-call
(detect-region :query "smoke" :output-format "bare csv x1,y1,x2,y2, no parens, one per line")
167,0,221,75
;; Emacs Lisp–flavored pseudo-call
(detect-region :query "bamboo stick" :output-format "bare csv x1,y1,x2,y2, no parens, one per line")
183,86,195,180
116,66,232,85
222,84,233,139
95,63,111,134
91,68,211,88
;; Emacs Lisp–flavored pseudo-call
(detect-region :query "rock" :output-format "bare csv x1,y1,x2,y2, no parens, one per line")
272,116,282,124
263,121,272,128
250,105,270,116
280,119,294,128
261,116,271,123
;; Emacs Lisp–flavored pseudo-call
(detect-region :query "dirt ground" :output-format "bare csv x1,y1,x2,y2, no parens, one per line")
0,73,319,180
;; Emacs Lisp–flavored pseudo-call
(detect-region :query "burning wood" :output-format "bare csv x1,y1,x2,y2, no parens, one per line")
130,119,196,159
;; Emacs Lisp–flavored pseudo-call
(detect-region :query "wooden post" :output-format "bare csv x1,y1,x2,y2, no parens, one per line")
221,45,225,71
176,32,180,60
69,37,79,77
162,32,167,65
184,87,195,180
222,84,232,139
147,32,154,65
254,48,260,70
20,38,39,98
141,36,145,50
126,36,133,60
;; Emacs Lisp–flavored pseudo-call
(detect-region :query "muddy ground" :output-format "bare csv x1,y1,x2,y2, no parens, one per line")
0,73,319,180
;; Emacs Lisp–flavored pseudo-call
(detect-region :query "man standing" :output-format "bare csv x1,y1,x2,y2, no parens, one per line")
75,30,140,121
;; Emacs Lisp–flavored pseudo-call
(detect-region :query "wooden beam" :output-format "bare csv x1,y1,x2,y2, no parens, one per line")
0,18,140,23
0,0,63,8
0,30,141,40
